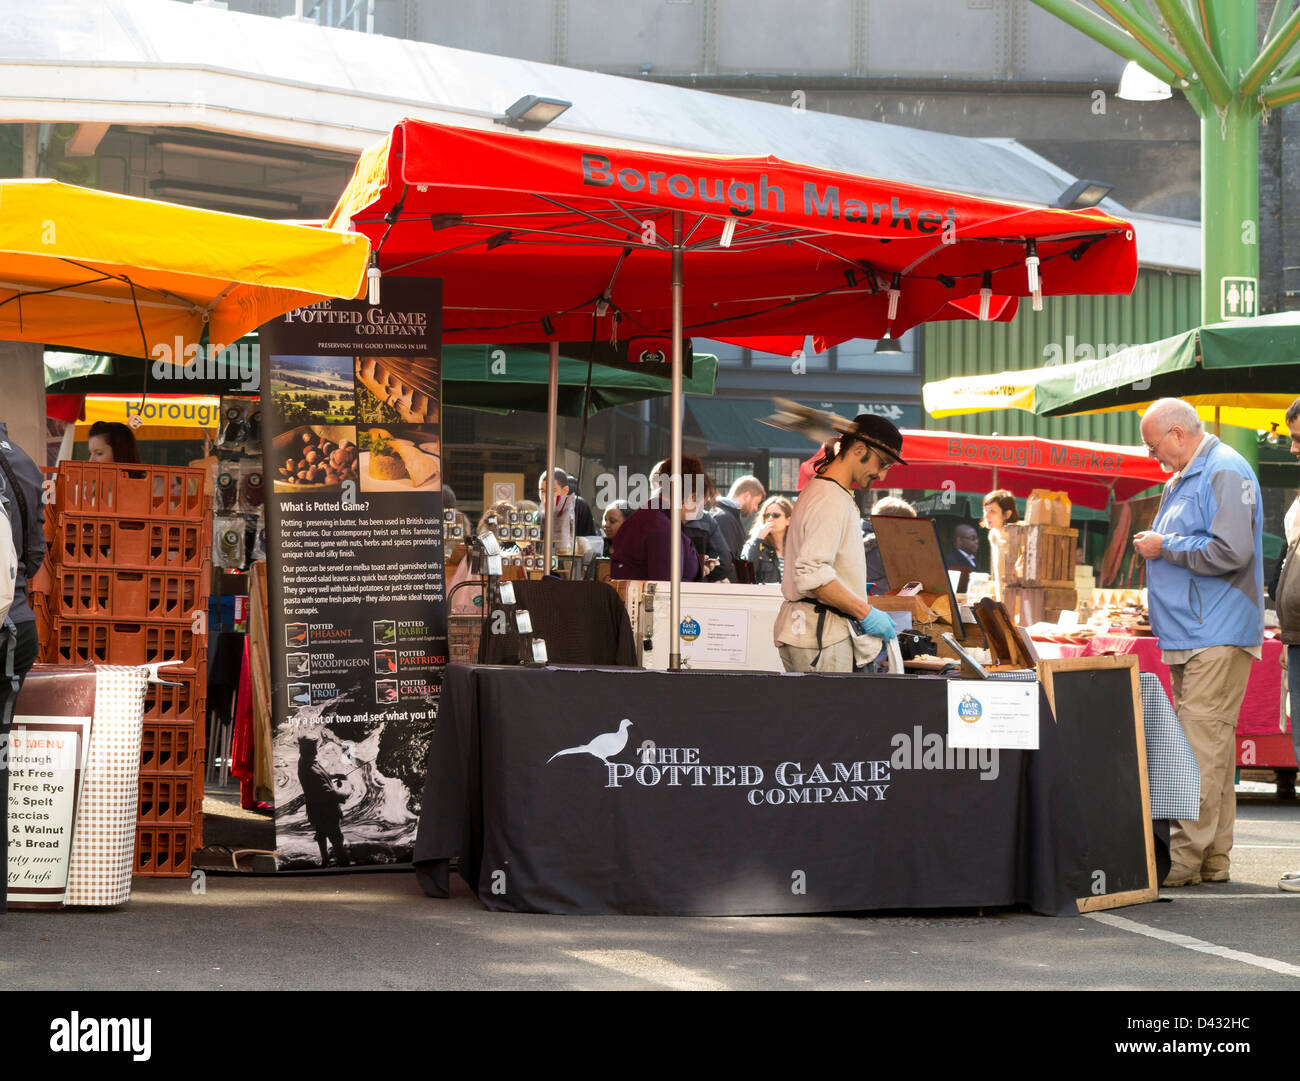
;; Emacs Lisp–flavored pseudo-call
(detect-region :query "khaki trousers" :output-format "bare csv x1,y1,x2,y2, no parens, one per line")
1167,645,1253,875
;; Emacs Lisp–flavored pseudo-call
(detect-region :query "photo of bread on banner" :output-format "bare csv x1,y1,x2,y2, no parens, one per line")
358,426,441,492
272,424,359,492
355,355,439,424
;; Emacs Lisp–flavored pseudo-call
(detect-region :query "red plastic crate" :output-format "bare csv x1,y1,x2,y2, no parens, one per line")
54,568,207,621
137,776,197,826
140,721,204,776
54,461,207,519
50,516,210,571
51,618,205,669
143,672,205,723
29,557,52,598
133,827,194,877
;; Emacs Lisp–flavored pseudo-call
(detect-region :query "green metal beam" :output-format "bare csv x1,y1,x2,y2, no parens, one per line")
1152,0,1235,107
1272,44,1300,84
1265,0,1297,45
1094,0,1198,82
1261,74,1300,105
1026,0,1184,83
1242,3,1300,97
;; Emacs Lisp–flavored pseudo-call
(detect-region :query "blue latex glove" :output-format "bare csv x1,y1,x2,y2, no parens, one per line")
856,606,898,641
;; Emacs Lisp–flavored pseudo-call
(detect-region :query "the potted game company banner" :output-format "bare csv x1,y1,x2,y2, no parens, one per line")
259,278,446,869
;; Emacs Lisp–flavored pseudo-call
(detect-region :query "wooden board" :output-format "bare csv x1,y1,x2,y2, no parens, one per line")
248,559,275,802
872,514,966,641
1037,654,1157,912
972,598,1037,669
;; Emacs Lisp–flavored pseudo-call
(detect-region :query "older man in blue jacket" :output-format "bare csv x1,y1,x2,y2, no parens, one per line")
1133,398,1264,888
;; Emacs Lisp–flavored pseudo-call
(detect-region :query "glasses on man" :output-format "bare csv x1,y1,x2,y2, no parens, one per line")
1145,426,1176,456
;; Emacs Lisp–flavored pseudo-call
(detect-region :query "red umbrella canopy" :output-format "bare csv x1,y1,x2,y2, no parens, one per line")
797,430,1167,509
329,120,1138,349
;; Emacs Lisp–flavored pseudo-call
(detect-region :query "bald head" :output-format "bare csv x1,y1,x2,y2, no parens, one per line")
1140,397,1204,473
1143,398,1202,435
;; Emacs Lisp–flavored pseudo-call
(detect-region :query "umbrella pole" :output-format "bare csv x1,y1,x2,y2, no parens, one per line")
669,211,684,671
544,341,559,573
1215,405,1221,438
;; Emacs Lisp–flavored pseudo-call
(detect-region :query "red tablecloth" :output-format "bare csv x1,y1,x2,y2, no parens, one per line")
1048,633,1295,768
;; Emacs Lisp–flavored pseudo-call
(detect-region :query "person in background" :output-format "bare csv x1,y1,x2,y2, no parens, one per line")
441,484,457,509
1269,396,1300,893
981,489,1018,601
86,420,140,464
674,462,735,582
610,464,700,583
537,468,576,553
1134,397,1263,888
740,495,794,584
774,414,905,673
864,495,916,594
0,420,46,914
601,499,632,556
945,523,981,593
712,475,766,558
563,470,599,539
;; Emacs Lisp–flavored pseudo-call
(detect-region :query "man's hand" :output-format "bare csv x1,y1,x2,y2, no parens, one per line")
1133,530,1165,559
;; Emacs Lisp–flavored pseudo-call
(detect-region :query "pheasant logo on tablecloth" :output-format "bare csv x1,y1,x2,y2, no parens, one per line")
547,719,633,765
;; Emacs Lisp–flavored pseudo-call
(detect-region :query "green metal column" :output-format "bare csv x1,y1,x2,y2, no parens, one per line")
1202,0,1260,468
1200,0,1259,331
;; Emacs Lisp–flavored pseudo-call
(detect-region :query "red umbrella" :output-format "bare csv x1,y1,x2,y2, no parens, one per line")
796,430,1166,509
330,121,1136,347
328,120,1140,666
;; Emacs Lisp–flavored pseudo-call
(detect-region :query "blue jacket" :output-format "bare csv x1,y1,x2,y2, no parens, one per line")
1146,435,1263,651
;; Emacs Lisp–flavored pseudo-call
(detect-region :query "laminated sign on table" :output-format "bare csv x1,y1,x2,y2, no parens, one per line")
947,680,1039,750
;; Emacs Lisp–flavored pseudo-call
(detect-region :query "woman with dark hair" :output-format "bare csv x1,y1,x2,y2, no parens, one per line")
774,414,905,673
86,420,141,464
981,488,1018,600
740,495,793,584
657,456,735,582
601,499,632,555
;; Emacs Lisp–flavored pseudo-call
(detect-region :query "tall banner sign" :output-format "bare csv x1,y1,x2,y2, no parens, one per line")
259,278,446,869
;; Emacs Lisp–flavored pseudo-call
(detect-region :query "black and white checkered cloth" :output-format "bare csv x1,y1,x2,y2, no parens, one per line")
987,670,1199,819
1139,671,1200,820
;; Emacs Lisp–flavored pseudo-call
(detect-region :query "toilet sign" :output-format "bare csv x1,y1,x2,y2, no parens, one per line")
1220,276,1257,321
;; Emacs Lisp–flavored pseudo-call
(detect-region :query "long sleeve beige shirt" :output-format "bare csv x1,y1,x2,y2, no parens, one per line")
774,477,868,649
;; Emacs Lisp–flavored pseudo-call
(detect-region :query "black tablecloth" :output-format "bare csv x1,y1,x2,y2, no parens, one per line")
414,665,1088,916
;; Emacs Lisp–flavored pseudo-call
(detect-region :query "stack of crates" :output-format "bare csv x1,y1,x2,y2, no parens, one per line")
36,461,211,877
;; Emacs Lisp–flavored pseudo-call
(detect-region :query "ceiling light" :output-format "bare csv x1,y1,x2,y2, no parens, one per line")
498,95,572,131
1053,179,1113,209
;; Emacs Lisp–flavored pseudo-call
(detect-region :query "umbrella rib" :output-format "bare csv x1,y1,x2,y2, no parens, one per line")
57,258,203,314
682,225,828,252
532,194,664,248
606,200,656,234
0,274,115,310
0,280,191,312
682,214,709,246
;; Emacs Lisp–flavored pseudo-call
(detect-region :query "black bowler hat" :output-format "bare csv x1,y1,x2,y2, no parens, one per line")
841,413,907,466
